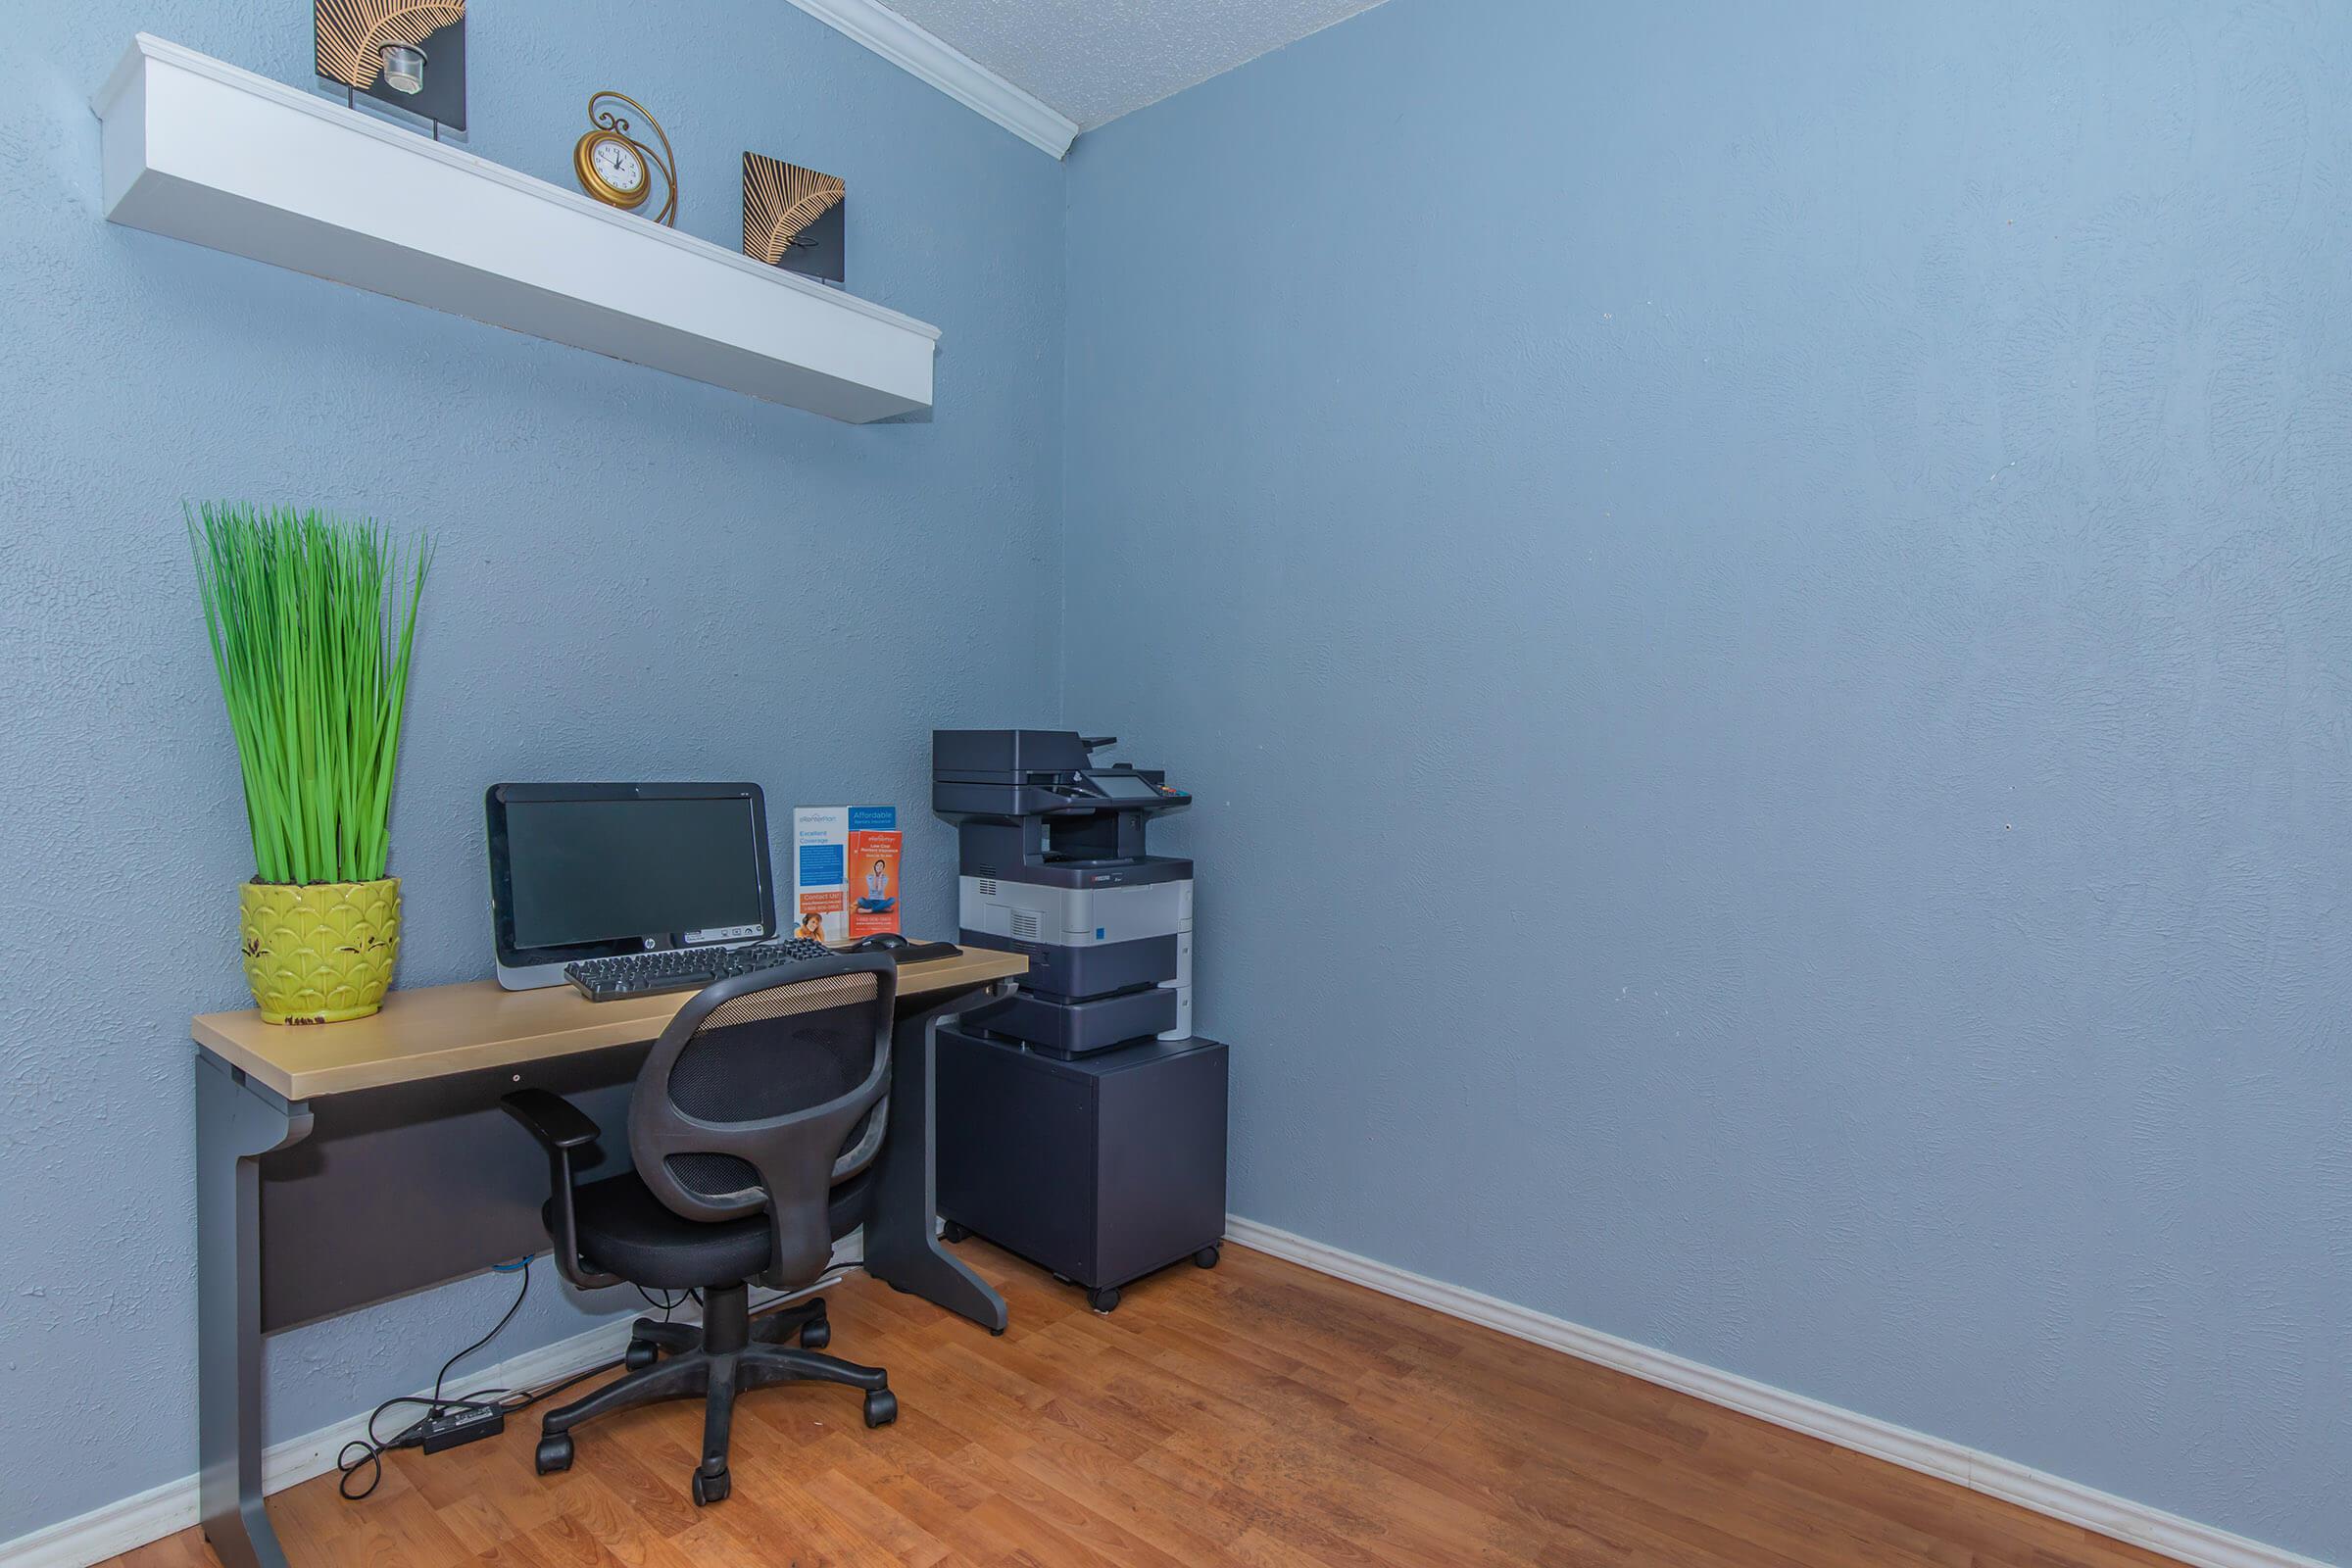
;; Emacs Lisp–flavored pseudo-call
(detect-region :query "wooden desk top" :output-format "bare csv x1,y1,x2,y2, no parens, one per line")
192,948,1027,1101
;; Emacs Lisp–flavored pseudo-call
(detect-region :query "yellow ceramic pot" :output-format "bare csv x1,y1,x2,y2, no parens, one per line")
238,877,402,1024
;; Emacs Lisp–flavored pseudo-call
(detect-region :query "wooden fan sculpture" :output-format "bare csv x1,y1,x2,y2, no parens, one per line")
743,152,846,267
316,0,466,89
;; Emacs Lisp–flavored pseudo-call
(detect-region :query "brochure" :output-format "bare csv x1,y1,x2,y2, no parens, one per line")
794,805,901,944
846,807,902,940
790,807,848,945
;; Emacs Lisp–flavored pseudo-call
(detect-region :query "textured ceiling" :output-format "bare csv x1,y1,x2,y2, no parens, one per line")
879,0,1392,130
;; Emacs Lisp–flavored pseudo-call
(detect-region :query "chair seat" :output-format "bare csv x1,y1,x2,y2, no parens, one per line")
552,1168,874,1291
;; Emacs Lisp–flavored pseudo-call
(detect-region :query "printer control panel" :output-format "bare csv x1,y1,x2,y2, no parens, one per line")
1083,768,1187,805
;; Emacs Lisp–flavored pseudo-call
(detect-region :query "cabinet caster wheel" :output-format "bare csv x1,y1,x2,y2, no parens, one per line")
1088,1286,1121,1313
624,1337,660,1371
940,1220,970,1244
863,1389,899,1428
1193,1246,1221,1269
534,1434,573,1475
800,1315,831,1349
691,1466,729,1506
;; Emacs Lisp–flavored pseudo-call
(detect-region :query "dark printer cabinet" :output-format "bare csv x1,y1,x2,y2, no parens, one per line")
935,1027,1228,1311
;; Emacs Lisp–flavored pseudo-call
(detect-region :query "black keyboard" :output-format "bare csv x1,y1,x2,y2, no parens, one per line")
565,938,833,1002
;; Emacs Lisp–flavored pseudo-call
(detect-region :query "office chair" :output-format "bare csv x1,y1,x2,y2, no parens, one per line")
502,955,901,1505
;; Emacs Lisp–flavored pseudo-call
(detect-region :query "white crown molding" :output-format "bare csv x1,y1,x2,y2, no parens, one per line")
779,0,1079,158
1221,1217,2332,1568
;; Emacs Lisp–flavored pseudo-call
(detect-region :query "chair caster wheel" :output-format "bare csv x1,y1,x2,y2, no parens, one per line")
1194,1246,1221,1269
1088,1286,1121,1313
800,1315,831,1349
692,1466,729,1506
624,1337,660,1371
863,1389,899,1428
534,1434,573,1475
941,1220,970,1244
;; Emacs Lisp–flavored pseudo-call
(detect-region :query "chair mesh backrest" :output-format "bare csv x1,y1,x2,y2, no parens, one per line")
661,971,887,1200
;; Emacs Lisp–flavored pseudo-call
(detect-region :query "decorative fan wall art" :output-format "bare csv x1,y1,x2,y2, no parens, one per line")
742,152,846,285
316,0,468,133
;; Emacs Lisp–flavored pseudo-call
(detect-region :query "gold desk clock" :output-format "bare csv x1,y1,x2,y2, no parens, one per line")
573,92,677,225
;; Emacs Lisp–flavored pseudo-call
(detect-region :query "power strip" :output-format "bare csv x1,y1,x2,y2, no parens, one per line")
414,1406,505,1454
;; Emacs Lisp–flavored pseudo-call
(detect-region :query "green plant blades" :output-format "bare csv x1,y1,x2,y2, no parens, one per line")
187,503,431,886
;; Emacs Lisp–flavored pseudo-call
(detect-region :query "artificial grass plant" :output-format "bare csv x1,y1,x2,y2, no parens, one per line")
188,502,430,886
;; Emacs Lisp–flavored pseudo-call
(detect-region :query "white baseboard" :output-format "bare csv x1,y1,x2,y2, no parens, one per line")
1221,1217,2331,1568
0,1256,854,1568
16,1224,2323,1568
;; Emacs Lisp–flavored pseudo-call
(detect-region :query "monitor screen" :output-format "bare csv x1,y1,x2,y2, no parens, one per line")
1091,772,1162,801
503,795,765,950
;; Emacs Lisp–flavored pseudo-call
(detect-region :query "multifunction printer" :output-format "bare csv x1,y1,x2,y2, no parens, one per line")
932,729,1193,1054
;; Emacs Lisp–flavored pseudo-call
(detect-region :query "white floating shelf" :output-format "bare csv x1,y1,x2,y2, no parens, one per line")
92,35,939,422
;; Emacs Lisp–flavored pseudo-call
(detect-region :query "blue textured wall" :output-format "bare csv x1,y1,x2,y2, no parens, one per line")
1063,0,2349,1558
0,0,1060,1541
8,0,2348,1555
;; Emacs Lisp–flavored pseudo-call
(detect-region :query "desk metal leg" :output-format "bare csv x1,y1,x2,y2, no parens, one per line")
197,1054,313,1568
862,985,1010,1334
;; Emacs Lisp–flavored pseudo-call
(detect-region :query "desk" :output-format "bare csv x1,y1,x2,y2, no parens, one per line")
192,948,1025,1568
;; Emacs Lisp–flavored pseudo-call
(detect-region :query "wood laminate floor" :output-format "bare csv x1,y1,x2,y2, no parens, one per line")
112,1240,2187,1567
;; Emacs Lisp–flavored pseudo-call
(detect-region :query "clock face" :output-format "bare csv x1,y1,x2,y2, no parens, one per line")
591,136,646,195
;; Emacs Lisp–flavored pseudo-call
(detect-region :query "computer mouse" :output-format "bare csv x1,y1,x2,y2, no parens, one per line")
850,932,912,953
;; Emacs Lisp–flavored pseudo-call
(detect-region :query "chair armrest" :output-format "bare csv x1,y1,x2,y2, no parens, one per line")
499,1090,618,1292
501,1088,601,1150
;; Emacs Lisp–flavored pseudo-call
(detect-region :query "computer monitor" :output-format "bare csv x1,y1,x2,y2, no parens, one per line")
485,782,777,989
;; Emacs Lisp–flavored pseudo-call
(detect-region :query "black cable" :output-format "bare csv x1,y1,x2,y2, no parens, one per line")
430,1258,530,1411
336,1259,535,1502
335,1391,505,1500
636,1284,688,1322
504,1357,622,1411
335,1260,751,1504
